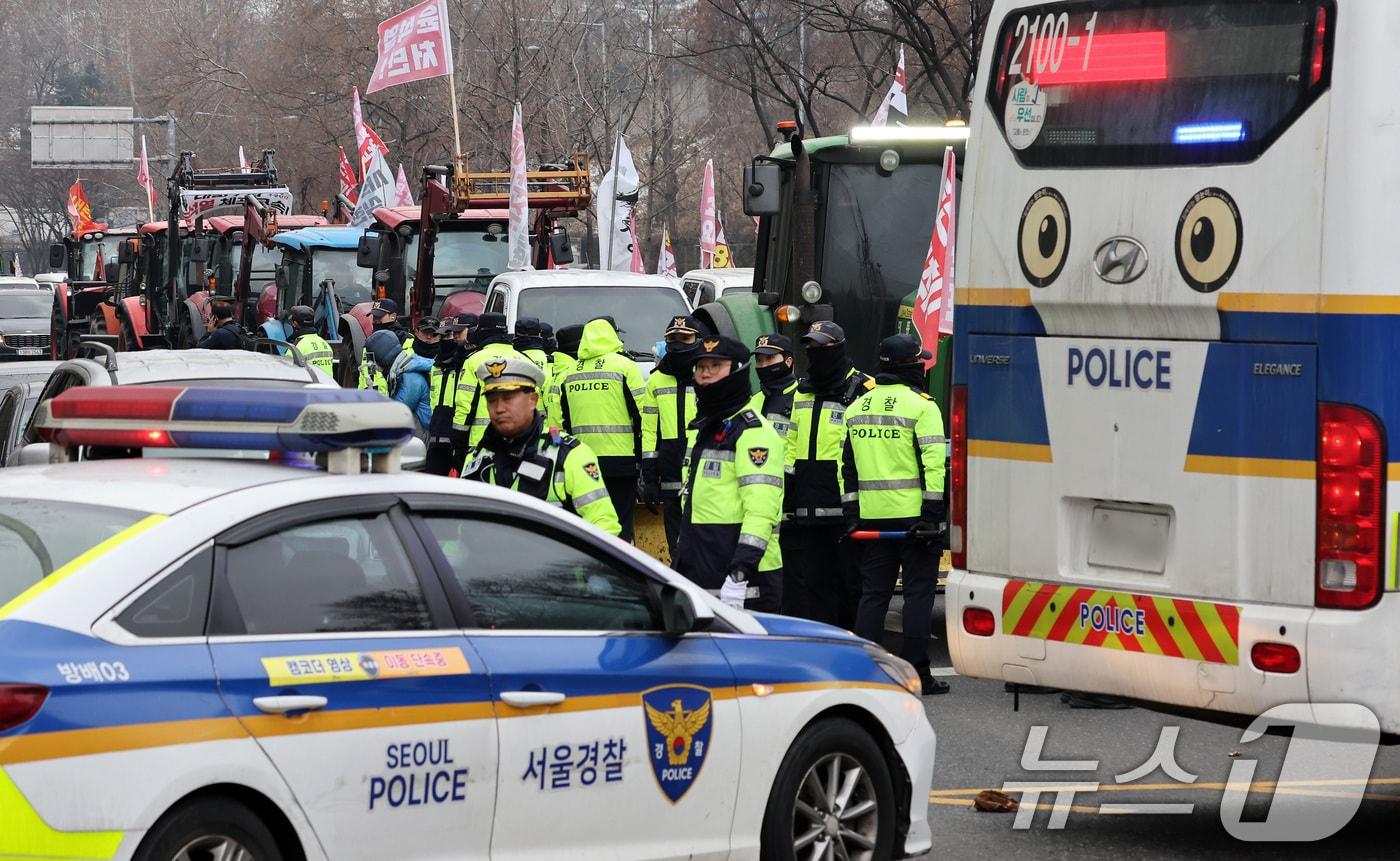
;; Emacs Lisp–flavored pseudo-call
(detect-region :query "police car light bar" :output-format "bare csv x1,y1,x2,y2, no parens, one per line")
36,387,414,457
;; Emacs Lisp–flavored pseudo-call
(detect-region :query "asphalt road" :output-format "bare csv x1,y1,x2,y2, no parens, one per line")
882,607,1400,859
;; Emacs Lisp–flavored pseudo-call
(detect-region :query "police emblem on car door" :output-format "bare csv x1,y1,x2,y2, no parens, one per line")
642,684,714,803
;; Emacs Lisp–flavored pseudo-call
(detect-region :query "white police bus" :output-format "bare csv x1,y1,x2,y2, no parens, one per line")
945,0,1400,732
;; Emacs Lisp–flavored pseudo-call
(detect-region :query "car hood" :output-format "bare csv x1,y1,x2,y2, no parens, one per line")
0,317,49,335
750,612,866,644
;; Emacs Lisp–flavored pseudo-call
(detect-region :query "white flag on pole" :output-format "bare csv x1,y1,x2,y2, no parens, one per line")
872,46,909,127
507,102,532,271
656,224,677,276
350,146,397,228
597,136,641,272
238,146,250,173
395,164,416,207
699,160,717,268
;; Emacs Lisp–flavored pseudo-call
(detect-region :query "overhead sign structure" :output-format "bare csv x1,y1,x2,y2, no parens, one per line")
30,106,135,169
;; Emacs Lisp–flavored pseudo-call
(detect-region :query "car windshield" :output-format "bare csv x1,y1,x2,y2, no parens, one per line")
311,250,374,308
0,500,148,606
405,226,510,288
0,292,52,319
517,286,690,357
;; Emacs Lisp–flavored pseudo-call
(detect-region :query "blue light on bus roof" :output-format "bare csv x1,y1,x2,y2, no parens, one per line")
1173,122,1246,145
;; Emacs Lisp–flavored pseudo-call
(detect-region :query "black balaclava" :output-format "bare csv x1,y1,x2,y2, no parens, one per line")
413,338,442,359
757,357,795,392
877,362,926,390
693,337,754,424
658,339,702,378
805,342,852,394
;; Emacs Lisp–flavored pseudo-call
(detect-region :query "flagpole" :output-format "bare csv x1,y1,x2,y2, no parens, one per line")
447,71,463,160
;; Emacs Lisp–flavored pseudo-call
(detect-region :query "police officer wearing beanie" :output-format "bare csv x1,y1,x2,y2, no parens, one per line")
453,312,530,452
558,317,647,543
461,357,621,536
287,305,334,376
513,316,551,369
674,336,785,612
784,321,875,624
642,314,709,557
841,334,947,695
546,323,583,428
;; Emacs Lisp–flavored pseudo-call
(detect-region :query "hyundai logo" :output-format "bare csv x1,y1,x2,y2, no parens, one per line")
1093,236,1149,285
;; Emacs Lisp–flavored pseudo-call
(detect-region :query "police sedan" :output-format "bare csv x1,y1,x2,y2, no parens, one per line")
0,386,934,861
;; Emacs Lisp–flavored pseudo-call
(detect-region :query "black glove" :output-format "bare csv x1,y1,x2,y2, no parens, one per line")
639,460,662,507
842,503,861,538
908,520,947,546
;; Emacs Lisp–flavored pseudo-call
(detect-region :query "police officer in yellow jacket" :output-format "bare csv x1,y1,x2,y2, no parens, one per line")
841,334,947,694
423,314,474,475
674,336,784,612
642,314,708,556
287,305,334,376
513,316,552,369
783,321,874,625
453,312,530,451
558,317,647,542
747,333,799,453
545,323,583,429
461,357,621,536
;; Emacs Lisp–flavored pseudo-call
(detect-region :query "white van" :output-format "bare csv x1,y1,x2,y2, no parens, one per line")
680,268,753,308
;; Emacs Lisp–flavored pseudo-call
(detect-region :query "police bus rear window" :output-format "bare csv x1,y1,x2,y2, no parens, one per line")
987,0,1334,167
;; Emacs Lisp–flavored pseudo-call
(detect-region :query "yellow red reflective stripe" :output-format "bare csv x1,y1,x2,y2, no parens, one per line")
0,767,122,859
0,514,167,619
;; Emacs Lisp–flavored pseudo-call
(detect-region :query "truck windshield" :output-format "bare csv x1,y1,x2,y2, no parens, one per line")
517,286,690,357
0,500,148,606
405,227,510,287
0,292,52,318
819,162,943,371
229,243,281,279
311,250,374,307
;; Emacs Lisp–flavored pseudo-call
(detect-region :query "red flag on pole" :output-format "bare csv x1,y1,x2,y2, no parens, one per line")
914,146,957,367
351,87,391,181
395,164,416,207
66,180,107,236
338,147,359,205
366,0,454,95
699,160,716,268
629,210,645,273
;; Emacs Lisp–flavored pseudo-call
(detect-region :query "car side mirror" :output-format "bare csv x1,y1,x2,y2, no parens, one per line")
549,231,574,265
357,234,381,268
188,237,214,264
117,241,136,266
48,244,66,270
17,442,52,466
660,584,711,635
743,163,782,215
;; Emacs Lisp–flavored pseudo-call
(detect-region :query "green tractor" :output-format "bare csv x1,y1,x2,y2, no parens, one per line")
696,122,967,416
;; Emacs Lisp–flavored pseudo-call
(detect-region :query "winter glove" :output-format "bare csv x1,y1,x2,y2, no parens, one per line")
908,519,947,547
842,503,861,538
720,575,748,609
639,460,662,507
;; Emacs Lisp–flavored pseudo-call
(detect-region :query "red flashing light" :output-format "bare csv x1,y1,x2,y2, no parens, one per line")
1027,31,1167,87
44,428,173,449
996,27,1015,101
1310,7,1328,87
963,607,995,638
950,385,968,570
1316,403,1384,610
49,387,181,422
1250,642,1301,675
0,684,48,731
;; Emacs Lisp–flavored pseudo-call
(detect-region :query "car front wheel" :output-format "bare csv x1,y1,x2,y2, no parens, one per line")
134,797,282,861
760,717,897,861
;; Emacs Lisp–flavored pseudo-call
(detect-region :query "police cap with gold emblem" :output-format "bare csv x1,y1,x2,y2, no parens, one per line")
752,332,793,356
477,356,546,393
689,334,750,368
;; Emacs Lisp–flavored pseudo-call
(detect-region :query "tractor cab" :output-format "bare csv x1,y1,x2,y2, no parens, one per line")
47,226,138,359
356,154,591,328
259,226,372,385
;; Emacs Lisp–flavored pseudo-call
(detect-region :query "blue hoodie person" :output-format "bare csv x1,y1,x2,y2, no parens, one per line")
366,329,435,430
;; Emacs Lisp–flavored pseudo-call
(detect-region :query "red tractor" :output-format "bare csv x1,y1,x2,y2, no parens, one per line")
354,154,591,331
48,226,138,359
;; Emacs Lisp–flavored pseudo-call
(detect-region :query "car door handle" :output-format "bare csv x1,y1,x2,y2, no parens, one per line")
253,695,328,715
499,691,567,708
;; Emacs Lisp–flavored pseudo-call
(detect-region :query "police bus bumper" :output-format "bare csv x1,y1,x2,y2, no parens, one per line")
946,569,1400,735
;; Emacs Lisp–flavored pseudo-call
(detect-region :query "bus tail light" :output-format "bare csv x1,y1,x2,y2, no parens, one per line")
962,607,994,637
950,384,968,570
0,684,48,731
1310,5,1329,87
1316,403,1384,610
1250,642,1301,675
